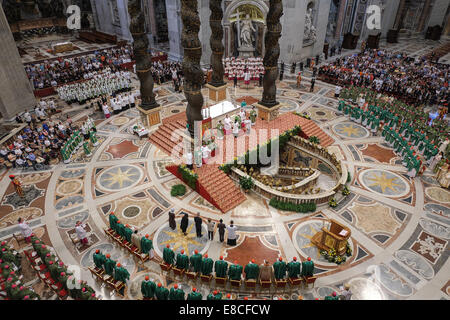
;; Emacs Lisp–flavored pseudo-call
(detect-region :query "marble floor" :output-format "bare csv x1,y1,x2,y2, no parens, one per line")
0,38,449,301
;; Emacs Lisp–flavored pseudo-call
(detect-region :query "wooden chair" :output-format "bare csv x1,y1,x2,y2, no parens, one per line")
185,271,199,285
108,279,125,298
133,251,150,264
172,267,185,281
288,277,303,294
200,274,213,285
159,262,172,274
244,279,257,292
304,276,317,289
214,277,227,290
229,279,242,292
259,279,272,294
274,278,287,294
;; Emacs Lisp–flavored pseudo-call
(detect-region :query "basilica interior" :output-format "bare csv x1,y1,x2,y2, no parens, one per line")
0,0,449,302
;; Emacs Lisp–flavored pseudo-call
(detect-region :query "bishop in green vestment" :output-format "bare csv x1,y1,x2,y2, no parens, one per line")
244,260,259,280
201,255,214,276
187,288,202,300
124,225,133,243
190,250,203,272
273,258,287,280
93,249,106,269
141,276,156,299
228,261,243,281
104,254,116,276
155,283,169,300
169,284,185,300
163,245,175,265
114,263,130,283
325,292,339,300
207,290,223,300
214,256,228,278
175,250,189,270
301,257,314,277
287,257,301,278
141,235,153,254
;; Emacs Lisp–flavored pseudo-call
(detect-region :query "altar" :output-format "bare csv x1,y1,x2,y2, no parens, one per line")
201,100,242,129
53,42,74,54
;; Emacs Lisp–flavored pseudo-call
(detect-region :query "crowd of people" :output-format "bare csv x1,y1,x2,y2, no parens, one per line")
1,113,75,170
319,49,449,107
25,46,133,89
224,57,265,82
151,60,183,89
56,69,132,104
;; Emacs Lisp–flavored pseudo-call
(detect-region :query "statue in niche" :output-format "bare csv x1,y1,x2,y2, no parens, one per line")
240,14,256,48
304,7,317,43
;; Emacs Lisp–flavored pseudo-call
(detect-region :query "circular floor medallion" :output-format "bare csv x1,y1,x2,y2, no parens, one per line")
359,169,410,198
333,122,370,139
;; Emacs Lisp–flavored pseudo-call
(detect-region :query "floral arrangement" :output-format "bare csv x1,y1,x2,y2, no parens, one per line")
328,198,338,208
320,248,347,265
345,241,352,257
342,186,350,196
178,165,198,190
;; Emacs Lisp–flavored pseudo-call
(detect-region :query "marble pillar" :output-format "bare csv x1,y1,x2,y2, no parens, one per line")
181,0,204,137
426,0,450,29
0,6,36,121
206,0,227,102
393,0,406,30
335,0,348,39
417,0,433,32
128,0,160,129
199,0,212,67
166,0,184,61
256,0,283,121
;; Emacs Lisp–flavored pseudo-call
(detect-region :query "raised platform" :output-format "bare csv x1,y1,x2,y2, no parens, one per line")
166,164,246,213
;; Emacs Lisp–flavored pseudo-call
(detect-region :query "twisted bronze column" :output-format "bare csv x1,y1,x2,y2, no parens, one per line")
209,0,225,87
259,0,283,108
181,0,204,137
128,0,158,110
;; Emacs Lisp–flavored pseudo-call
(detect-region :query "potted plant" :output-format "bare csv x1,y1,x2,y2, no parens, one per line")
329,198,338,208
239,176,254,193
342,186,350,196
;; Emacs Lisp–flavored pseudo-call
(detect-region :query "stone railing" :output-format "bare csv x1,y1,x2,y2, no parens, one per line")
228,136,348,206
277,166,314,178
230,167,335,205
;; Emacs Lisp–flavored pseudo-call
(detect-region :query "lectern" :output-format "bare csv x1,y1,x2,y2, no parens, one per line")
311,219,351,256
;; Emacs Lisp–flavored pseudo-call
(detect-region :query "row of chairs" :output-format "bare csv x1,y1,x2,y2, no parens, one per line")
88,265,126,298
23,250,69,300
103,228,151,265
160,262,317,295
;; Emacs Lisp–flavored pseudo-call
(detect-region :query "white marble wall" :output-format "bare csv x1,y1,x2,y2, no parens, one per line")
93,0,131,41
426,0,450,29
0,6,36,120
166,0,183,61
199,0,212,67
279,0,305,64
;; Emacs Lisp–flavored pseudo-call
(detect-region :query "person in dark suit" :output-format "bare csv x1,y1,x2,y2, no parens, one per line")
259,73,263,87
217,219,226,243
180,213,189,236
194,212,203,238
310,77,316,92
234,74,238,88
168,208,176,231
